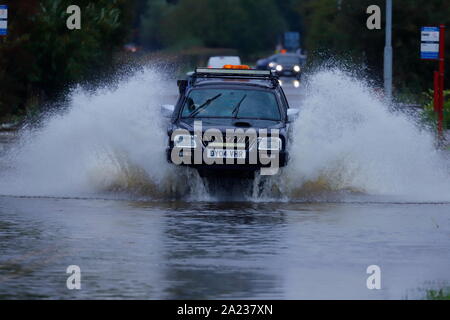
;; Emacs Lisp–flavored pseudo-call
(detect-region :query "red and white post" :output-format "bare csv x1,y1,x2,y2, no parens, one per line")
437,24,446,138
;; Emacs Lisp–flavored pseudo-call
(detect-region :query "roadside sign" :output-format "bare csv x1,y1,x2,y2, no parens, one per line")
0,5,7,35
421,26,440,59
284,32,300,50
421,27,439,42
421,25,446,139
0,5,7,19
0,20,6,32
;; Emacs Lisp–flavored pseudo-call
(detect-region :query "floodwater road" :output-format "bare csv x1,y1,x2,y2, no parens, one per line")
0,77,449,299
0,197,449,299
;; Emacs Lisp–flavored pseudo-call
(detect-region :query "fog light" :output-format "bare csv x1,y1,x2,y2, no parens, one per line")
174,134,197,148
258,137,282,151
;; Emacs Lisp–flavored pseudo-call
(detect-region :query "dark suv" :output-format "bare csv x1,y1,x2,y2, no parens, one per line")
162,67,299,177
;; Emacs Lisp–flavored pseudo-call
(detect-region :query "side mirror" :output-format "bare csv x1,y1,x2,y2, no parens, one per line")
161,104,175,118
287,108,299,122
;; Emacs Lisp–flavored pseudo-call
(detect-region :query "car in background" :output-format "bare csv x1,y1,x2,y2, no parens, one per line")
256,53,305,78
123,43,140,53
207,56,241,68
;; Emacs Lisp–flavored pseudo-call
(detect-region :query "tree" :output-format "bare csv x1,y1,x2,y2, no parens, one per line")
140,0,171,49
296,0,450,94
0,0,133,119
140,0,286,55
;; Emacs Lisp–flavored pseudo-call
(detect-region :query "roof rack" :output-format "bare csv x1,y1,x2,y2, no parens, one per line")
192,67,279,87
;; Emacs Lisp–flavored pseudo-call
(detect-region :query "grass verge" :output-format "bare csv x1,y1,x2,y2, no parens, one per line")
426,288,450,300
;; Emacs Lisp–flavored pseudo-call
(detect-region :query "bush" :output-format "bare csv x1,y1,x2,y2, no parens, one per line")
422,89,450,130
0,0,133,120
426,288,450,300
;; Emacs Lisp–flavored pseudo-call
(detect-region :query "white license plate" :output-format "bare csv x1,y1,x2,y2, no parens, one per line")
207,149,246,159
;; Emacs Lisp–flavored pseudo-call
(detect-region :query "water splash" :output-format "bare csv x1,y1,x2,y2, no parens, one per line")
0,67,205,199
279,68,450,202
0,67,449,202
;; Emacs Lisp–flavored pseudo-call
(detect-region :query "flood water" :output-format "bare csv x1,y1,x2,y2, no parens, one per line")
0,69,449,299
0,196,449,299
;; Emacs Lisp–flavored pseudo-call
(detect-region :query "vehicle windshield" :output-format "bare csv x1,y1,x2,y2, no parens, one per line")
275,56,300,65
181,88,281,121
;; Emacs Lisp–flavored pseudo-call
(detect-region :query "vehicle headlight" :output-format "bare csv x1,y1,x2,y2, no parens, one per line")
268,62,276,68
276,65,283,72
174,134,197,148
258,137,282,151
293,65,301,72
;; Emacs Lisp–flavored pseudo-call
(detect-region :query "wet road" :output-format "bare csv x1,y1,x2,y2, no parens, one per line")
1,197,449,299
0,79,449,299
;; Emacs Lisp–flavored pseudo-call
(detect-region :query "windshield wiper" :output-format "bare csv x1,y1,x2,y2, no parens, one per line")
231,94,247,118
187,93,222,118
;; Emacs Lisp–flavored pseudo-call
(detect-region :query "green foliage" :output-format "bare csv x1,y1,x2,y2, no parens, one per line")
422,89,450,129
32,1,122,88
140,0,286,54
426,288,450,300
140,0,171,50
297,0,450,94
0,0,133,119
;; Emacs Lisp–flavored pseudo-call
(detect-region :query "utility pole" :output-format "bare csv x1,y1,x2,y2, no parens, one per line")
384,0,393,103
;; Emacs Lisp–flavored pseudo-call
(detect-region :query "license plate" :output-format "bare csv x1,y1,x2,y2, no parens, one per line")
207,149,246,159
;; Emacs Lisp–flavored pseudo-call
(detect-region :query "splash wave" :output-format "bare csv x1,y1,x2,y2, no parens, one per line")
280,68,450,201
0,67,449,202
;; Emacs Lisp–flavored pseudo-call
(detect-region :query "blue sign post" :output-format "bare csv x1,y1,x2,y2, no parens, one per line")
420,26,439,60
421,25,446,138
0,5,7,36
284,32,300,51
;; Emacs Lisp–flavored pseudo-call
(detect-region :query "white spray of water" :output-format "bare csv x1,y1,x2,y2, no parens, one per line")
0,68,207,200
0,67,448,202
278,68,450,202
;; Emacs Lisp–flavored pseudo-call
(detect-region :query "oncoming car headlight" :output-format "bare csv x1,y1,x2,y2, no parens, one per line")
276,65,283,72
268,62,276,68
293,65,301,72
174,134,197,148
258,137,282,151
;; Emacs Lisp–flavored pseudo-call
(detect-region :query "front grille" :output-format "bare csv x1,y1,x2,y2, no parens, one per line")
202,134,257,150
